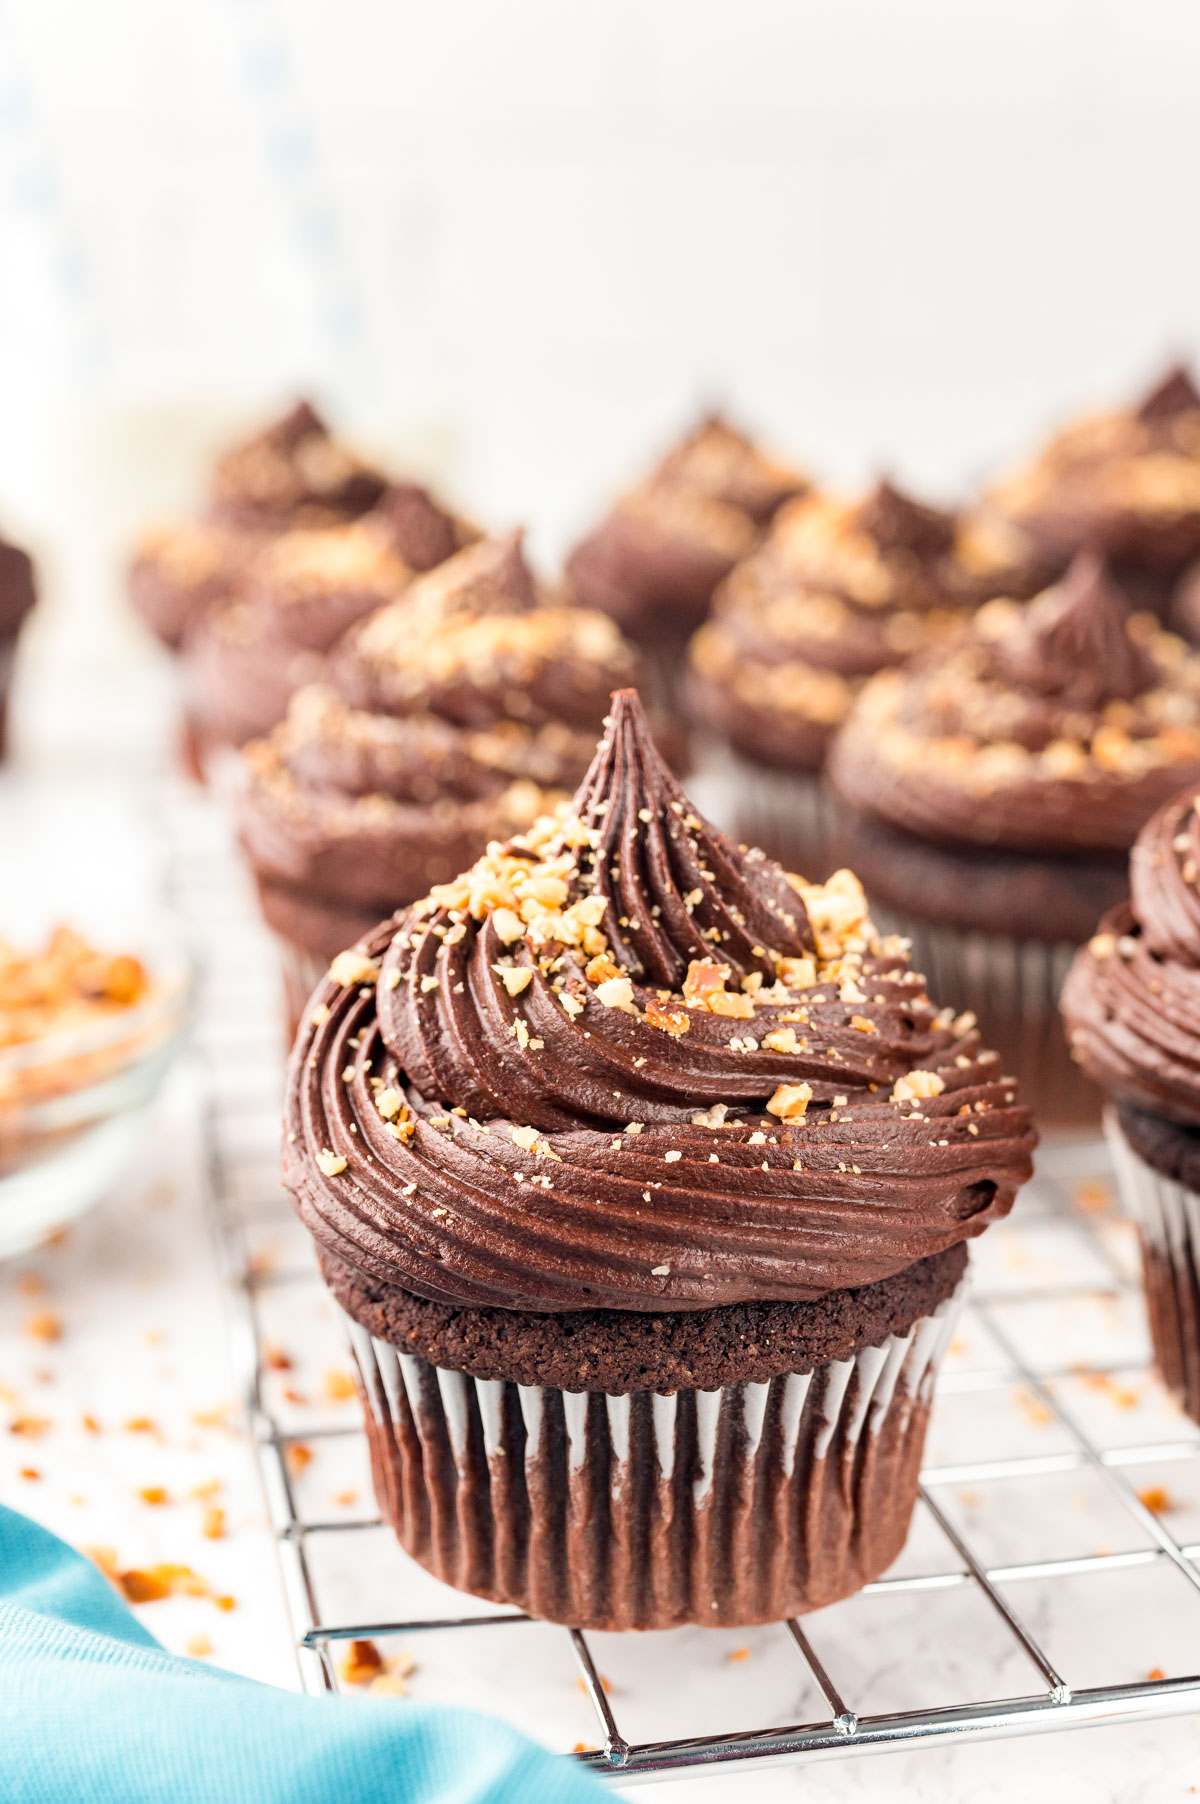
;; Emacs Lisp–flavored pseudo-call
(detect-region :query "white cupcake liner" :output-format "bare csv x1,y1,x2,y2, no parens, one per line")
1105,1109,1200,1421
342,1278,964,1630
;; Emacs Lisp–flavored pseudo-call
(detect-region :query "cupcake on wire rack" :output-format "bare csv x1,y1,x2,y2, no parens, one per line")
829,550,1200,1126
239,532,639,1032
1062,790,1200,1421
282,689,1035,1631
564,414,807,710
685,480,1048,878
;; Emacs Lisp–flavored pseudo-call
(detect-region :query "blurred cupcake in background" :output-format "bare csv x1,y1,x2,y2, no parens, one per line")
206,399,387,533
0,531,36,762
183,482,478,771
1062,791,1200,1419
564,413,807,710
239,531,640,1031
987,363,1200,615
129,400,391,652
686,481,1046,878
829,550,1200,1126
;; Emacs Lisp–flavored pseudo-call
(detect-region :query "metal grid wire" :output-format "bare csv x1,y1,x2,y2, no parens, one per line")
166,782,1200,1787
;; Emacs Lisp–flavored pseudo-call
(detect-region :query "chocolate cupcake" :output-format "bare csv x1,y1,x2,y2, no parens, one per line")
0,531,36,761
208,399,387,533
686,482,1047,877
282,689,1035,1630
184,483,478,765
130,401,390,653
829,550,1200,1126
564,415,807,707
1062,790,1200,1419
240,533,640,1029
987,363,1200,613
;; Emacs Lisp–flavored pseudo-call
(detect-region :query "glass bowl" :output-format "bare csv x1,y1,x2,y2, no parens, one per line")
0,930,192,1259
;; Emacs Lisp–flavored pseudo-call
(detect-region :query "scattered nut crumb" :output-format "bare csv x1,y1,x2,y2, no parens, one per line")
339,1639,384,1685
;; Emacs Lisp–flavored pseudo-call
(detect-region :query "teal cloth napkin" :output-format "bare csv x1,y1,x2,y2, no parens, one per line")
0,1504,603,1802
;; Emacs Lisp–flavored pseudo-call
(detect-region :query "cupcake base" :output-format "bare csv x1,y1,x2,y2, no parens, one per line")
1107,1103,1200,1424
333,1250,966,1631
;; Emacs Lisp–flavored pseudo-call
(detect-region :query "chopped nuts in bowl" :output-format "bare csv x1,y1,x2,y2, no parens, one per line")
0,924,191,1257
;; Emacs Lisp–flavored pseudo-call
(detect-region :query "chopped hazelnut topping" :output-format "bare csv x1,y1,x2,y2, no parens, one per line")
491,908,524,944
777,955,817,989
328,950,378,988
594,975,636,1012
708,990,755,1018
767,1082,813,1120
893,1070,945,1103
496,965,533,997
683,959,731,1007
315,1150,348,1177
762,1026,799,1054
645,1001,690,1036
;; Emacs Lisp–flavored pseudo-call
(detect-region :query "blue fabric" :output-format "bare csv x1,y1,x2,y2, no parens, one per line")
0,1504,602,1802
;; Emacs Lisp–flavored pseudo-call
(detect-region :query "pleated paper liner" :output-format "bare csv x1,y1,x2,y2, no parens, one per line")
343,1280,964,1632
1106,1111,1200,1425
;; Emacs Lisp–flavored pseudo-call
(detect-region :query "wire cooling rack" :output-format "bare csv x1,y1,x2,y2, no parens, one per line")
165,780,1200,1787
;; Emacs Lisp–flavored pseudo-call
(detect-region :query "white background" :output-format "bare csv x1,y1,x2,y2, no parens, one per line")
2,0,1200,698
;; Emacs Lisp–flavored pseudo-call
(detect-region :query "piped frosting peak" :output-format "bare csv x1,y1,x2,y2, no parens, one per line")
284,690,1035,1313
999,550,1158,710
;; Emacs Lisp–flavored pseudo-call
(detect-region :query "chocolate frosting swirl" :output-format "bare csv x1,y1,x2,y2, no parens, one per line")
565,415,807,637
830,552,1200,854
1063,788,1200,1124
208,400,386,530
284,691,1034,1313
185,483,478,750
990,551,1159,710
687,482,1044,773
240,536,640,950
988,363,1200,571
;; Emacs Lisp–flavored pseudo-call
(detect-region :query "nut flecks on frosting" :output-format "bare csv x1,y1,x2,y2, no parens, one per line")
565,415,808,633
988,364,1200,567
208,400,386,530
239,535,640,925
829,551,1200,854
283,689,1035,1314
1063,788,1200,1124
685,481,1044,772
